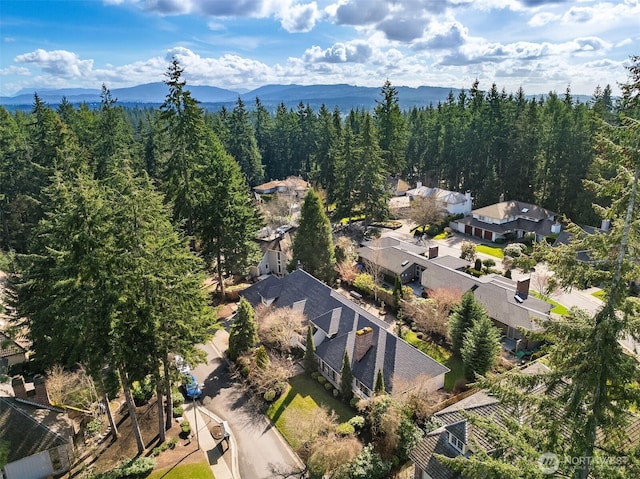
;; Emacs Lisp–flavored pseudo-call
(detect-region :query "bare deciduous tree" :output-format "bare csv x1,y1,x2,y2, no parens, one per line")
335,261,359,284
255,304,306,354
408,195,445,229
46,365,98,413
402,288,462,338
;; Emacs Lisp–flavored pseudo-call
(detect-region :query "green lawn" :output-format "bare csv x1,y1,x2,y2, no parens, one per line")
267,373,355,449
147,460,214,479
403,330,465,392
433,232,450,240
475,244,504,259
592,289,606,301
530,291,569,315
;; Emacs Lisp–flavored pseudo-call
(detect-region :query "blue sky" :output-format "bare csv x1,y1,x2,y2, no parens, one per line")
1,0,638,97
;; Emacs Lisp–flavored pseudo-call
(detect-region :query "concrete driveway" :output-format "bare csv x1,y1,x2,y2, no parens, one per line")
191,330,305,479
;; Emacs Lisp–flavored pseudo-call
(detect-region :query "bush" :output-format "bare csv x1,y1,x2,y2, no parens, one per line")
350,397,360,408
171,388,185,407
172,405,184,417
474,258,482,271
467,268,484,277
482,258,496,268
504,269,512,279
353,273,375,296
180,420,191,435
310,371,319,380
348,415,365,431
131,376,155,406
88,457,156,479
336,422,356,436
333,388,339,398
264,389,277,402
317,375,327,385
324,382,333,391
504,243,526,258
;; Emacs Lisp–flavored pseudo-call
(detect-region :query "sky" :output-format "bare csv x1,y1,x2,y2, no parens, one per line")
0,0,638,97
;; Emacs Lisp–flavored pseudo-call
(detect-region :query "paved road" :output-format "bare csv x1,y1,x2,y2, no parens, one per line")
191,331,304,479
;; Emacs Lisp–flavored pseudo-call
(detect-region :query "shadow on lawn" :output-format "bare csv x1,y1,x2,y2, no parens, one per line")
268,384,297,425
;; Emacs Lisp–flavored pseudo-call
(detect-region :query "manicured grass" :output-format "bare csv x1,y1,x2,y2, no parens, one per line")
267,373,355,449
403,330,464,392
339,214,365,225
475,244,504,259
433,232,450,240
592,289,606,301
530,291,569,315
147,460,214,479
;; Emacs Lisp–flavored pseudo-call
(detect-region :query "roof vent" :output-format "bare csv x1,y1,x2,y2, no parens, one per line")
401,260,409,267
521,208,529,213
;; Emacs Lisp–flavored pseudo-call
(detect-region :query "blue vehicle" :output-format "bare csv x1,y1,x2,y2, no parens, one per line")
183,373,203,399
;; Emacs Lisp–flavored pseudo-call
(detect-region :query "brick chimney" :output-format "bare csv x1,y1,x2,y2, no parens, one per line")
354,327,374,362
11,375,26,399
32,374,52,407
516,278,530,300
428,246,439,259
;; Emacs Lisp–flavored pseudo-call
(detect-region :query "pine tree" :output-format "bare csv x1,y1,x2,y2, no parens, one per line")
374,369,385,395
225,97,265,186
374,80,407,175
290,189,336,283
304,324,317,373
255,345,270,370
228,298,258,361
340,351,354,402
460,315,501,380
448,291,486,355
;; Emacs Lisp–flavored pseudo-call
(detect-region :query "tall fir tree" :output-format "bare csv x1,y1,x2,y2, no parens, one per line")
340,351,354,402
228,297,259,361
304,324,317,373
290,189,336,283
460,314,501,380
225,97,265,186
448,291,487,355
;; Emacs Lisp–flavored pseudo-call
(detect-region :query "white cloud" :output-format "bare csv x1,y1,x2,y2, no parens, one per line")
302,41,372,63
0,66,30,76
528,11,560,26
413,22,467,51
14,49,94,78
279,2,319,32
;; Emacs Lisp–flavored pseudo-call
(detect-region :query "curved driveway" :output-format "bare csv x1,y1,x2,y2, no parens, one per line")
191,330,304,479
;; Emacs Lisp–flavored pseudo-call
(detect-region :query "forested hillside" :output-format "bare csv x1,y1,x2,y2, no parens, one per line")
0,62,619,256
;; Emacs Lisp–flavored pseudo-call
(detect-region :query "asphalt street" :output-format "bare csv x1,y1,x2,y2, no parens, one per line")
191,332,304,479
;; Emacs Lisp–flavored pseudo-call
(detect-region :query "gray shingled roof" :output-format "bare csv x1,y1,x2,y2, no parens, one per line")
0,398,70,463
241,270,450,394
472,200,556,222
421,258,551,331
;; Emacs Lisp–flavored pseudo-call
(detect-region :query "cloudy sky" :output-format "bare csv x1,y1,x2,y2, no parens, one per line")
1,0,638,97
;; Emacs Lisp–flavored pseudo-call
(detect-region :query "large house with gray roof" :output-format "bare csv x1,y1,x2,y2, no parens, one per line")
451,200,561,242
241,269,450,397
357,237,439,285
421,257,552,351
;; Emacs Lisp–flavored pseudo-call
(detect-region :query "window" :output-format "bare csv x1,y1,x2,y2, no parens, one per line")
448,432,465,453
355,379,371,398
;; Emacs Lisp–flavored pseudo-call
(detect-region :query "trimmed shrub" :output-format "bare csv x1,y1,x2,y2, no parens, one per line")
482,258,496,268
333,388,339,398
172,405,184,418
131,376,154,406
180,420,191,435
336,422,356,436
317,375,327,385
349,397,360,408
504,269,512,279
348,415,365,431
264,389,277,402
171,388,185,407
324,382,333,391
88,457,156,479
310,371,320,380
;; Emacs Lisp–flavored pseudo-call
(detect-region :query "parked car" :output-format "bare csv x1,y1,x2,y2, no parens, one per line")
174,354,191,375
182,373,203,399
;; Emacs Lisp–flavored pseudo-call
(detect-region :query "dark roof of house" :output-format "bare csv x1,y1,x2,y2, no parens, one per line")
455,215,557,237
241,270,450,393
409,430,463,479
411,363,640,479
0,331,27,359
0,397,71,463
421,258,551,330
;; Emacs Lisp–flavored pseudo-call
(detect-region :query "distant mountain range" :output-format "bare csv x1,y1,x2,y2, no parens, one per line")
0,82,463,112
1,82,593,112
